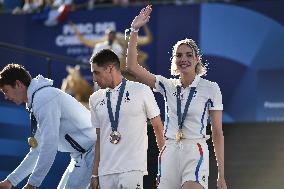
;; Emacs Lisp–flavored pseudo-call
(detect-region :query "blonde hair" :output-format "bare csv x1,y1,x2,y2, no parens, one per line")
170,38,207,76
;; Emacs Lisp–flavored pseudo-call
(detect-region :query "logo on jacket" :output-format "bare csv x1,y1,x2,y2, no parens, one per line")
202,175,206,182
100,99,105,106
136,184,141,189
174,90,197,100
125,91,130,103
193,90,197,97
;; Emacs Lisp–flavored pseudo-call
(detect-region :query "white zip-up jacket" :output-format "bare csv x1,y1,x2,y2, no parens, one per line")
6,75,96,187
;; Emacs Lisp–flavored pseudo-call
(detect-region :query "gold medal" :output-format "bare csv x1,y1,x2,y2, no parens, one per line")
109,131,121,144
176,130,183,142
28,137,38,148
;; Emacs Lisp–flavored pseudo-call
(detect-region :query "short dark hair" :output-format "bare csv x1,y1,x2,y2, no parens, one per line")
89,49,120,70
0,64,32,87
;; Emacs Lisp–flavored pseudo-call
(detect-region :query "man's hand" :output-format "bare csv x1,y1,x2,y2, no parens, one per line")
217,176,228,189
0,180,12,189
22,183,36,189
90,177,99,189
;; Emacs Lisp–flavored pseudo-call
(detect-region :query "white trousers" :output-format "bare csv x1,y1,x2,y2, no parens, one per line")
57,147,95,189
99,170,144,189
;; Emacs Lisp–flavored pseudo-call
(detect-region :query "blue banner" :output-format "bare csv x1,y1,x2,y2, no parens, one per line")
0,1,284,187
1,2,283,123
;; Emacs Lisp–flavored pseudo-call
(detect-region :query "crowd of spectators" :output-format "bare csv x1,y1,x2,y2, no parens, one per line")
0,0,253,14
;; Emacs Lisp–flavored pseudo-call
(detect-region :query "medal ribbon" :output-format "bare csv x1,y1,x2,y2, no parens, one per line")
30,114,37,137
177,86,196,130
27,86,51,137
106,78,126,132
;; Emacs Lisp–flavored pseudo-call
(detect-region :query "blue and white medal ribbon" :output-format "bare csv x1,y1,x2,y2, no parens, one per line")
176,85,196,142
106,78,127,144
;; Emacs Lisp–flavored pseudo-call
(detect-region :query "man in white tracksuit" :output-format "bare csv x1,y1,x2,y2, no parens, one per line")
0,63,96,189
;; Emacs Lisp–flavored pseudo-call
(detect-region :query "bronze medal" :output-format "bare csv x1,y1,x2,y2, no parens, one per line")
109,131,121,144
28,137,38,148
176,130,183,142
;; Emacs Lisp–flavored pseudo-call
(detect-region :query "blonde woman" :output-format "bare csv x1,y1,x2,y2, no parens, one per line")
126,5,227,189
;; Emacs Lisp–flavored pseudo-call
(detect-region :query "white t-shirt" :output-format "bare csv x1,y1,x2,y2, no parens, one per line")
155,75,223,140
89,80,160,176
93,41,123,58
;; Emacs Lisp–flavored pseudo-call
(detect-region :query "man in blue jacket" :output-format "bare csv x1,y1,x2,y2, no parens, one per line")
0,63,96,189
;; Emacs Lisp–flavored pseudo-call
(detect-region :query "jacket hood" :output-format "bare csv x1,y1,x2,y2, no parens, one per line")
26,75,53,109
